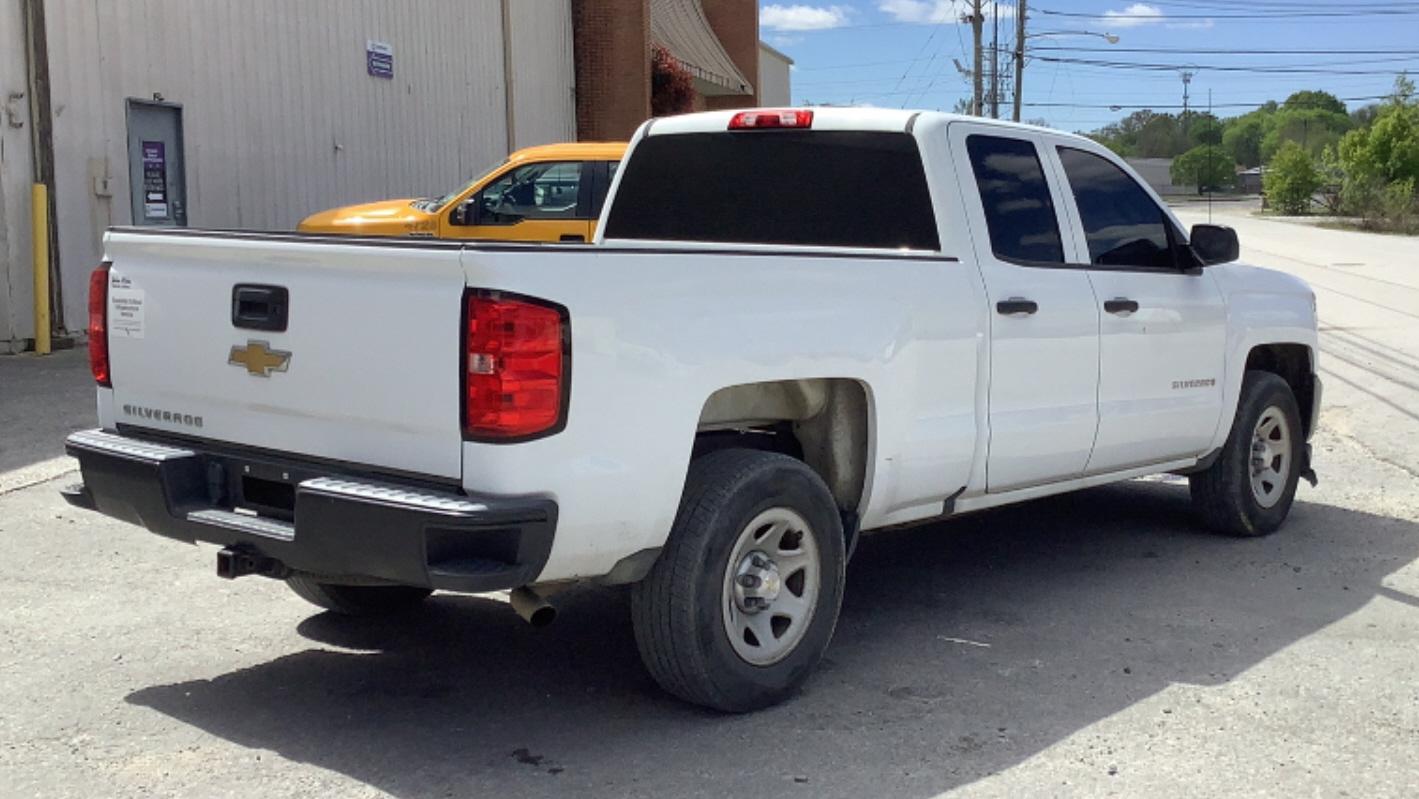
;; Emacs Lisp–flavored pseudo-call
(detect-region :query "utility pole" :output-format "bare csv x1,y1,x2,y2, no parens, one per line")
970,0,983,116
990,0,1000,118
1012,0,1026,121
1181,69,1194,137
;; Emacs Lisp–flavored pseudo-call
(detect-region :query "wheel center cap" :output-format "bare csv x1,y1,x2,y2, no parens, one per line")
760,569,782,599
733,551,781,612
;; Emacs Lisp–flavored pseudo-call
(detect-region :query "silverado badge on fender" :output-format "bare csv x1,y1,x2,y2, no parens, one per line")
228,340,291,377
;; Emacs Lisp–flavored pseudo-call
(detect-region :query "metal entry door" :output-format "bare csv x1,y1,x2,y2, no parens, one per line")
126,100,187,226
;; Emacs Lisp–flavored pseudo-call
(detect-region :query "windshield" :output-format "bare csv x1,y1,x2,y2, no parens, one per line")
415,159,508,212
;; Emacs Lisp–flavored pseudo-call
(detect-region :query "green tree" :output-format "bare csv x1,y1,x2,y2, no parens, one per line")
1172,145,1234,193
1283,90,1347,116
1261,107,1352,161
1351,103,1382,129
1188,114,1224,147
1391,72,1416,105
1136,114,1187,157
1265,141,1321,214
1223,115,1268,167
1087,109,1161,156
1335,75,1419,186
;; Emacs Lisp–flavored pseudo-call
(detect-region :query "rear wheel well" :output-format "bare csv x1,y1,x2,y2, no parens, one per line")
1245,344,1316,438
694,379,870,519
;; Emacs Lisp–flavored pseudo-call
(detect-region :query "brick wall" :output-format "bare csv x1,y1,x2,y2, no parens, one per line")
571,0,651,140
699,0,759,109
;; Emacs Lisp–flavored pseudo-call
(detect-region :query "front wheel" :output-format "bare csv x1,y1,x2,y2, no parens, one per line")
1190,370,1304,536
631,449,846,712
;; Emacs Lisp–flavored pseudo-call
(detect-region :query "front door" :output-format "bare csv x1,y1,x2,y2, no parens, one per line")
1049,144,1227,473
444,160,594,242
950,124,1101,492
125,100,187,226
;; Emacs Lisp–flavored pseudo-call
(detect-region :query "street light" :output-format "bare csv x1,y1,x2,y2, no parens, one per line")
1013,29,1119,121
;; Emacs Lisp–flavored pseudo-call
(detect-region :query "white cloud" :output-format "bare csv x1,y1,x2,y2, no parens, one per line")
878,1,1011,25
1103,3,1165,27
1099,4,1215,30
761,4,852,31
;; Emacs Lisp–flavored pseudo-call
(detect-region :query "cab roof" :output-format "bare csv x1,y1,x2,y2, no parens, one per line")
507,141,628,163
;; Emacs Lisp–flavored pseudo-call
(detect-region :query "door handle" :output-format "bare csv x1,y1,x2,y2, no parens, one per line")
995,297,1038,316
559,234,586,242
1104,297,1140,314
232,284,289,332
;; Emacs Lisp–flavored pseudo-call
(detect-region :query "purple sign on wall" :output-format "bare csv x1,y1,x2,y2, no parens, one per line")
141,140,168,219
367,40,394,79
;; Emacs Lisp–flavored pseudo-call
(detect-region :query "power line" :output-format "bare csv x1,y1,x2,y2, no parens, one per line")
1029,46,1419,56
1035,6,1419,20
1031,56,1419,75
1023,94,1389,110
1126,0,1419,10
795,50,1419,73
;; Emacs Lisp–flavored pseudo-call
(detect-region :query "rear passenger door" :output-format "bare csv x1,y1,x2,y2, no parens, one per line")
1048,144,1226,472
949,123,1101,492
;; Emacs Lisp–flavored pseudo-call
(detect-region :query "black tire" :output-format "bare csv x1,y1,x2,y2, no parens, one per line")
1190,370,1304,536
631,449,846,712
286,575,432,615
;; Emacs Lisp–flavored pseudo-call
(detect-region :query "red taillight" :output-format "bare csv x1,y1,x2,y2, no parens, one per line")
728,109,814,130
88,262,112,386
463,292,567,440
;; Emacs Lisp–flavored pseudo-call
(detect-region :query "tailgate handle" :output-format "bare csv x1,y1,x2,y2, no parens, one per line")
232,285,289,332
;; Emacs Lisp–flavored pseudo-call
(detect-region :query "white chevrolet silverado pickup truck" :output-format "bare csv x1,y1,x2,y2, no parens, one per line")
64,108,1320,712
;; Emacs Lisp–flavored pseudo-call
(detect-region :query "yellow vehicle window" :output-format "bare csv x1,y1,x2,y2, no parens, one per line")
474,162,585,224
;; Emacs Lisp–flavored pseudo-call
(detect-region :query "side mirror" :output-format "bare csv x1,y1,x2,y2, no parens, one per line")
450,198,480,227
1190,223,1239,266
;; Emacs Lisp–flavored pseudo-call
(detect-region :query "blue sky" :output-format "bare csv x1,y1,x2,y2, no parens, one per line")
761,1,1419,131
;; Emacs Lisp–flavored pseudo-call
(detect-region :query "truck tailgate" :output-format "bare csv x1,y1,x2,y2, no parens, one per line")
102,231,466,479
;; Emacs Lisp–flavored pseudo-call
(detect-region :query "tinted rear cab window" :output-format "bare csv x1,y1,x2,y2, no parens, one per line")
965,135,1064,264
603,131,940,250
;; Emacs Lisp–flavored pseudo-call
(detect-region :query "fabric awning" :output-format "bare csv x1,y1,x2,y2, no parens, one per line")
650,0,753,96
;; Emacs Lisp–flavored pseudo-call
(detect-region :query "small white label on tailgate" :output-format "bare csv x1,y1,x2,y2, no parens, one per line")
110,287,145,339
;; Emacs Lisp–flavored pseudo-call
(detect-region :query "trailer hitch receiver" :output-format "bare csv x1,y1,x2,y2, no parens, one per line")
216,546,288,580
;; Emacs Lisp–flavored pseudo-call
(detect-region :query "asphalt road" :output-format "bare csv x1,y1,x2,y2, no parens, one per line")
2,215,1417,798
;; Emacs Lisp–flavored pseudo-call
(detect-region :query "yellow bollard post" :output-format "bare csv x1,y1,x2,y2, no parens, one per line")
31,182,51,355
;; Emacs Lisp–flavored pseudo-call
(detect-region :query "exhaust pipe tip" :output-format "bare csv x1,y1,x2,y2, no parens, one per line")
509,586,557,627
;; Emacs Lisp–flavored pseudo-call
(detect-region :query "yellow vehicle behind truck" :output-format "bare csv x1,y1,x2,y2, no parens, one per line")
298,142,625,242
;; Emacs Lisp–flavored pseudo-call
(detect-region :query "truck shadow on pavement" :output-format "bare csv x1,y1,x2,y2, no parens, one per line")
127,479,1419,798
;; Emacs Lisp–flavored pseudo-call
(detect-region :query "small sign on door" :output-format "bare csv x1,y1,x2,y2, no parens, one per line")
367,40,394,79
141,141,168,219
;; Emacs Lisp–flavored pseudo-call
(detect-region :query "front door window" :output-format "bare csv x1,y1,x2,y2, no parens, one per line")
467,162,585,226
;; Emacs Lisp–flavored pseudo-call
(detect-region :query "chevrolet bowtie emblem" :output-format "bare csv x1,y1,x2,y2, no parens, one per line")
228,340,291,377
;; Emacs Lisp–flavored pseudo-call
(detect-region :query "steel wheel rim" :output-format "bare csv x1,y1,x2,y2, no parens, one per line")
1250,406,1293,508
721,507,820,666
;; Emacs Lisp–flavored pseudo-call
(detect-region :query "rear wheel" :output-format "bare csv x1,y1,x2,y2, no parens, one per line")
286,575,432,615
631,449,846,712
1190,370,1304,536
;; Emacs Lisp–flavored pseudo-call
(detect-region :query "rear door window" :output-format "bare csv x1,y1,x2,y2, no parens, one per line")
1056,147,1177,268
603,131,939,250
965,134,1065,264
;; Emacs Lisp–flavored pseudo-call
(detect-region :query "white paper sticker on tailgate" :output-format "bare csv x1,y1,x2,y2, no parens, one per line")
110,280,145,339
